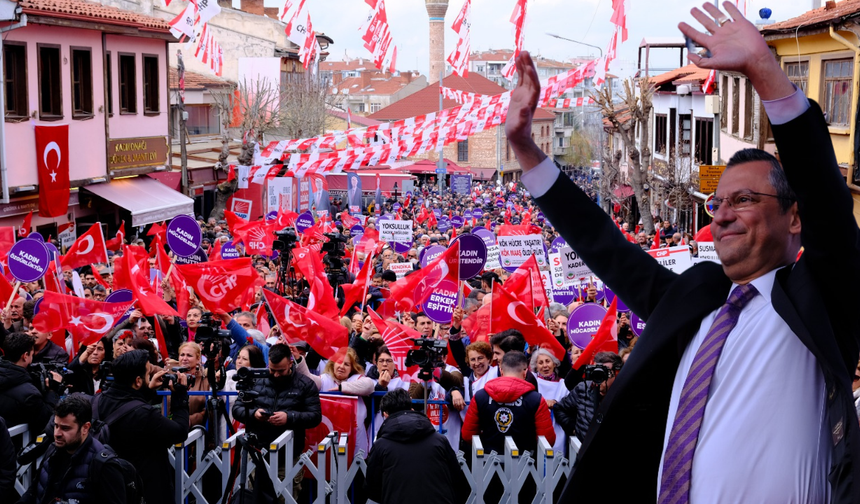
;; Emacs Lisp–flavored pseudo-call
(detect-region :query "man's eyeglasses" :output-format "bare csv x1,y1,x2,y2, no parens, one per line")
711,190,794,212
377,358,394,364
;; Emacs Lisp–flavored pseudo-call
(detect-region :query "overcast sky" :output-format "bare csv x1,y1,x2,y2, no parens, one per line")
246,0,820,77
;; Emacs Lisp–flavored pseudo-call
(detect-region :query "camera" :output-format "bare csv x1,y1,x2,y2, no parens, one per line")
583,364,613,384
405,338,448,381
233,367,271,403
273,229,298,251
28,363,74,394
161,366,195,389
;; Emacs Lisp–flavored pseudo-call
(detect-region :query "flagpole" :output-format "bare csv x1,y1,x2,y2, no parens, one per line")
99,223,112,276
5,281,20,309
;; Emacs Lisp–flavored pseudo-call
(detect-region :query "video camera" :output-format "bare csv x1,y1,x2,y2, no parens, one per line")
405,338,448,381
195,312,232,353
232,366,270,403
27,362,74,394
273,228,298,251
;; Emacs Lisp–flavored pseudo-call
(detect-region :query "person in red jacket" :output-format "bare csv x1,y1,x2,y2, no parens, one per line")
462,350,556,456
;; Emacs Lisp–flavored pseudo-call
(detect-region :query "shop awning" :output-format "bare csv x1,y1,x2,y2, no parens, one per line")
83,177,194,227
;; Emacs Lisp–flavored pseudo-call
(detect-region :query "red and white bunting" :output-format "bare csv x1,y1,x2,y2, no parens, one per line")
196,0,221,24
544,97,596,108
169,2,197,40
502,0,529,79
360,0,396,71
446,0,471,77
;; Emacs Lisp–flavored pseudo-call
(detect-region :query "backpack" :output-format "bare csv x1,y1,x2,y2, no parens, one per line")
90,446,147,504
89,394,146,446
88,394,149,503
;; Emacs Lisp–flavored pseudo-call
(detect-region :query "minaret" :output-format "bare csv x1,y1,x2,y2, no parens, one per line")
425,0,449,83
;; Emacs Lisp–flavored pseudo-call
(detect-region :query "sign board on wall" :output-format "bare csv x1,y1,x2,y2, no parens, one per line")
698,165,726,193
108,136,169,171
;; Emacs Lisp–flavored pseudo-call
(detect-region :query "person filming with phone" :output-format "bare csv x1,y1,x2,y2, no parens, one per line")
232,343,321,503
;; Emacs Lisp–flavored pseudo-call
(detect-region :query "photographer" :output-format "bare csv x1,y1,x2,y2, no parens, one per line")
232,343,321,502
553,352,622,441
0,333,60,436
96,349,190,504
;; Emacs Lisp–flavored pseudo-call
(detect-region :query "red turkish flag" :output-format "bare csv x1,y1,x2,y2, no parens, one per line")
292,246,339,320
60,225,107,270
502,255,549,311
303,395,358,478
461,301,492,343
175,258,258,314
89,264,111,290
153,316,169,360
491,283,566,361
106,222,125,251
33,291,134,347
368,308,420,381
18,211,33,238
0,274,14,308
263,290,347,360
340,250,375,316
573,297,619,369
376,241,460,318
118,246,179,317
35,125,70,218
0,227,14,259
208,238,222,260
147,222,167,244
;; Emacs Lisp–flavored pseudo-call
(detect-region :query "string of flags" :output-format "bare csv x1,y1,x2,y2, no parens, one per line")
360,0,398,73
446,0,471,77
168,0,224,76
501,0,529,80
281,0,321,70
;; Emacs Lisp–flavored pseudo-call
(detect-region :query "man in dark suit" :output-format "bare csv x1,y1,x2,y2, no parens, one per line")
506,2,860,503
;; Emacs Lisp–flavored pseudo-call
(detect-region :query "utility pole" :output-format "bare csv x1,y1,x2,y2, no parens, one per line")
437,68,446,193
177,50,188,195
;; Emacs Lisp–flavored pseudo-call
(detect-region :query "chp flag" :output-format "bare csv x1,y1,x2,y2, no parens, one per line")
175,258,258,314
35,125,70,218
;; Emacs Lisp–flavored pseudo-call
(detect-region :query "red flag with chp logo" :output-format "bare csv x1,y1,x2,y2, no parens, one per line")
174,258,258,314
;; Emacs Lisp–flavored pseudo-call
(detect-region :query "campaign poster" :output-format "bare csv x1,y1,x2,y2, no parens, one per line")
646,246,694,274
450,174,472,195
298,178,311,212
347,172,363,213
267,177,293,216
697,241,720,263
230,198,253,220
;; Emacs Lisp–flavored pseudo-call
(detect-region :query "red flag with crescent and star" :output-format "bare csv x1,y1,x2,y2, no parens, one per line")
376,241,460,319
291,246,340,320
33,291,134,347
573,297,619,369
367,308,420,381
17,212,32,239
60,225,108,271
491,283,566,361
263,290,347,360
35,125,70,218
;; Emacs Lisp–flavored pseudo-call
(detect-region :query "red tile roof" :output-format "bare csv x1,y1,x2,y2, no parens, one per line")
321,58,377,72
470,49,515,62
368,72,556,122
761,0,860,32
650,63,711,87
332,72,420,97
328,109,382,127
169,68,233,90
18,0,171,32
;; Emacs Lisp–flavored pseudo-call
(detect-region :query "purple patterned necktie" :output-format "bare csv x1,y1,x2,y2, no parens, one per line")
658,283,759,504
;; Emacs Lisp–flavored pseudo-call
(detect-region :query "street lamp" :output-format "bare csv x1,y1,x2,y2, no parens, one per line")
546,33,603,58
393,181,399,202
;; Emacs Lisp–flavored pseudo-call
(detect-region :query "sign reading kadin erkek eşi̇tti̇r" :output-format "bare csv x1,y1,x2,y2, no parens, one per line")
108,136,169,171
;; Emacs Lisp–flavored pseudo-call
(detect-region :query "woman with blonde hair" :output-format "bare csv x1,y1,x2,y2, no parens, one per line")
176,341,210,426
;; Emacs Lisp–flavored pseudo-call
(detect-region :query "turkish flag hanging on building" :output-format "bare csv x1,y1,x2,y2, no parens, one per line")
35,125,70,218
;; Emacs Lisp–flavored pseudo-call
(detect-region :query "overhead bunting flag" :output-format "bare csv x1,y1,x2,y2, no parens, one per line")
168,1,197,39
502,0,529,79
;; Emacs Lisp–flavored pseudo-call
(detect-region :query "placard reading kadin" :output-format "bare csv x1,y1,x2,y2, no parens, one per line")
647,246,693,273
379,220,413,243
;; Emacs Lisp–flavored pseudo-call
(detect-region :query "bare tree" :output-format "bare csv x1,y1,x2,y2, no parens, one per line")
592,77,656,235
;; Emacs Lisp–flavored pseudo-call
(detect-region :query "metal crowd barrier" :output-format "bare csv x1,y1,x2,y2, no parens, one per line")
9,391,581,503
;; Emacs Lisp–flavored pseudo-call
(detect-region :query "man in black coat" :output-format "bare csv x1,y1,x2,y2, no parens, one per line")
365,389,468,504
505,3,860,502
232,343,321,502
0,417,16,498
23,301,69,366
0,333,60,436
17,394,125,504
96,349,190,504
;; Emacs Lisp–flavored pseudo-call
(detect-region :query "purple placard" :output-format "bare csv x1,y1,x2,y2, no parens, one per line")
433,208,442,217
604,287,629,312
405,191,413,199
495,198,504,208
422,279,459,323
437,218,451,233
567,303,608,349
537,212,545,223
44,242,60,260
166,214,202,258
393,203,402,211
392,241,411,254
472,209,483,220
8,239,50,283
630,313,646,336
417,198,424,207
350,225,365,238
295,212,315,233
377,213,394,222
105,288,136,326
450,215,465,228
221,241,241,259
173,247,209,265
573,280,605,302
27,232,44,243
420,245,446,268
550,236,568,254
552,284,576,305
451,234,487,279
472,227,496,247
